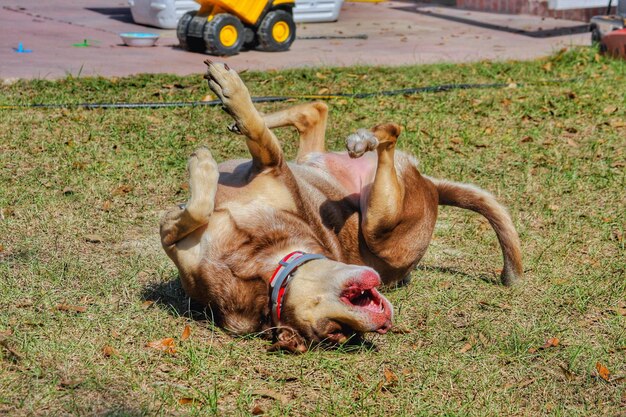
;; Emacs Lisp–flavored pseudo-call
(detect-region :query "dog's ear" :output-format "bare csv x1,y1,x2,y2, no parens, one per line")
268,327,308,354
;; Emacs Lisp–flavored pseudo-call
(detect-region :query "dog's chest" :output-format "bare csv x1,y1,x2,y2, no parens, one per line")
216,174,298,218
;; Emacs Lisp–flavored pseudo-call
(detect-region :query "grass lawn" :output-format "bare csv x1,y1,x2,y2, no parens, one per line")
0,47,624,416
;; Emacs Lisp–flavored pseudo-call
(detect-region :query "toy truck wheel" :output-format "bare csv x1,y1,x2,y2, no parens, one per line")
177,11,206,52
203,14,245,56
257,10,296,52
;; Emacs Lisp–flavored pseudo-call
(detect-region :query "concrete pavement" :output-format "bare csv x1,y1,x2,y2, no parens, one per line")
0,1,590,80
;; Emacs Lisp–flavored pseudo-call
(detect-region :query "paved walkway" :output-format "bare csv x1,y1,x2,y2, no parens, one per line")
0,0,590,79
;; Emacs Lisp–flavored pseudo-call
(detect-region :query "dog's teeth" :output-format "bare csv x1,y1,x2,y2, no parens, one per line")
361,291,365,295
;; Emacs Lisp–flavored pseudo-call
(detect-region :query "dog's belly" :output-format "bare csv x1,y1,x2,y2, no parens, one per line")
299,152,377,195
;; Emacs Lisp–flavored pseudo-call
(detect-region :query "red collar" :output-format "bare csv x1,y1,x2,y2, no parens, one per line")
269,251,325,325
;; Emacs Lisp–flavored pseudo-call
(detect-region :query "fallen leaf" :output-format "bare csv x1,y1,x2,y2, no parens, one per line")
102,345,118,358
181,324,191,341
542,62,552,72
518,378,536,388
142,300,155,309
84,234,103,244
59,378,83,389
603,106,618,114
62,187,75,195
178,397,201,405
459,342,472,353
389,326,411,334
439,281,452,289
317,87,330,95
146,337,177,355
596,362,610,381
528,337,559,353
548,204,559,211
566,138,579,148
450,137,462,144
609,119,625,128
384,368,398,386
112,184,133,196
541,337,559,349
102,200,112,211
251,404,265,415
315,72,327,79
520,136,533,143
56,304,87,313
201,94,214,102
251,389,289,405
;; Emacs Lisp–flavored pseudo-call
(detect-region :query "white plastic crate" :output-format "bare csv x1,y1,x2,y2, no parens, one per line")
128,0,199,29
128,0,343,29
294,0,343,23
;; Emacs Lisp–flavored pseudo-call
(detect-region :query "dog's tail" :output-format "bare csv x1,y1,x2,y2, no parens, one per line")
428,177,523,286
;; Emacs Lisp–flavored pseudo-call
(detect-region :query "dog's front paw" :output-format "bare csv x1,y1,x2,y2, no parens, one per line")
203,60,248,106
346,128,379,158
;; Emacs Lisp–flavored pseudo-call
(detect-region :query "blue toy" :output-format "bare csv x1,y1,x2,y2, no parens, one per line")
14,43,32,53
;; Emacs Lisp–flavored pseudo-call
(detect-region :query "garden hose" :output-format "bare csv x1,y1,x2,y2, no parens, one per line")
0,78,579,110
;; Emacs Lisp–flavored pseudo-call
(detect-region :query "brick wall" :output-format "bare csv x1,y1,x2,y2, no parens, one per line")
455,0,615,21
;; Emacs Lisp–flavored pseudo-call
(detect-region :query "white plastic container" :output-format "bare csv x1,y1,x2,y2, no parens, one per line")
128,0,199,29
128,0,343,29
294,0,343,23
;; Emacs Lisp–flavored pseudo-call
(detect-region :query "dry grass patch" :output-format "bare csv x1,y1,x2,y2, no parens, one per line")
1,48,625,416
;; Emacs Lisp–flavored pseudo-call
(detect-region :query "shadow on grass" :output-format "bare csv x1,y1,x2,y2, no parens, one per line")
141,275,213,322
141,276,382,353
416,264,499,286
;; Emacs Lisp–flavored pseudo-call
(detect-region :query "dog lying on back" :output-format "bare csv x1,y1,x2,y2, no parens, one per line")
160,61,522,352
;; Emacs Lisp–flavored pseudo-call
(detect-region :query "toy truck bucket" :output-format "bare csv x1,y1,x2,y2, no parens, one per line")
195,0,293,25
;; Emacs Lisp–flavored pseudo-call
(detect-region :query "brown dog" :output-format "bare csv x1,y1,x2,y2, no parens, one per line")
160,61,522,352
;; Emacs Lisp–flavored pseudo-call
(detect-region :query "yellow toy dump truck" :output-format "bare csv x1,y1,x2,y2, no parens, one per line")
177,0,296,56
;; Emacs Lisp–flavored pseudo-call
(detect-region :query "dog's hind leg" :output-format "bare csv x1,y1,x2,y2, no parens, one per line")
347,124,405,236
262,102,328,163
204,61,284,170
346,124,436,275
160,147,218,248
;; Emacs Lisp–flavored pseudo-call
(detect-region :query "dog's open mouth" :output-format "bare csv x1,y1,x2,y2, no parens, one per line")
340,282,392,334
341,286,385,313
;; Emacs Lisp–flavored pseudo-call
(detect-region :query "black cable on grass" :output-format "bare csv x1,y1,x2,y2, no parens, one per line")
297,34,369,40
0,78,579,110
